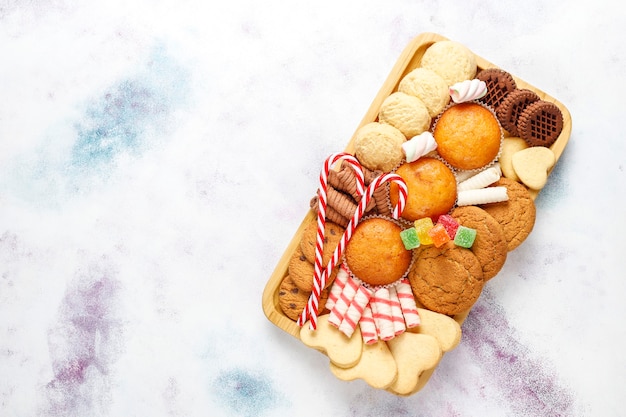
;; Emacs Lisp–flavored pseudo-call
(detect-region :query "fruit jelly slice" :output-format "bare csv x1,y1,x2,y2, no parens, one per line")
414,218,434,245
437,214,459,238
400,227,420,250
427,223,451,248
454,225,477,248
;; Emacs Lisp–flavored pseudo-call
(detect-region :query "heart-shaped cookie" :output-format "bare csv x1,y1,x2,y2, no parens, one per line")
407,308,462,352
386,332,442,395
300,314,362,368
512,146,556,190
329,340,398,389
499,137,528,181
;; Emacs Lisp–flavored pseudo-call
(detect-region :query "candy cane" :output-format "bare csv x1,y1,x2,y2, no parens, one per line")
297,153,364,328
298,171,408,329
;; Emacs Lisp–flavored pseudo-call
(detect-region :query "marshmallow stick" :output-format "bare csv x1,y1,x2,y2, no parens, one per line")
372,288,395,341
324,267,349,311
359,305,378,344
327,276,360,328
388,286,406,336
457,167,502,191
456,186,508,206
338,285,374,338
396,279,420,328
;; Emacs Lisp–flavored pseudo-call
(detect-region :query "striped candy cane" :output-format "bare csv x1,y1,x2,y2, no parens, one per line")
296,153,364,328
298,171,409,329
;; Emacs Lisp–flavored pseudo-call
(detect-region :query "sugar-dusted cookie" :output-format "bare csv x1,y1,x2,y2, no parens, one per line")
353,122,405,172
330,340,398,389
300,219,345,267
451,206,508,281
409,244,484,316
480,177,536,251
300,314,363,368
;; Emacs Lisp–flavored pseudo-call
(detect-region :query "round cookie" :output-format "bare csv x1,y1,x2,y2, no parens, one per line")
496,89,540,136
354,122,406,172
300,219,345,267
378,92,431,138
479,177,536,251
288,246,337,292
397,67,450,118
344,217,413,287
420,40,477,86
517,100,564,147
278,274,310,321
475,68,517,111
408,243,484,316
450,206,508,281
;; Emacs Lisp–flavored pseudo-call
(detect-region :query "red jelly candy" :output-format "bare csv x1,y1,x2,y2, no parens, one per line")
437,214,459,239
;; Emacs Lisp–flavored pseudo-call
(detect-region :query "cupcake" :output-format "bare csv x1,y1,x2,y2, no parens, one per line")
389,157,457,222
432,102,502,171
344,217,412,287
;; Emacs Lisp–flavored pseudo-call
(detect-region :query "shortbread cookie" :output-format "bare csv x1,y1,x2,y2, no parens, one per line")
300,314,363,368
480,177,536,251
407,308,462,352
451,206,508,280
378,91,431,138
420,40,477,86
330,340,398,389
408,244,484,316
386,332,441,395
511,146,556,190
397,67,450,117
499,137,529,181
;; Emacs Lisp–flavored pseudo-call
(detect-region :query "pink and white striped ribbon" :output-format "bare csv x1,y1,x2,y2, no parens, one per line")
338,285,374,338
297,153,364,329
359,305,378,344
396,278,421,328
298,170,408,330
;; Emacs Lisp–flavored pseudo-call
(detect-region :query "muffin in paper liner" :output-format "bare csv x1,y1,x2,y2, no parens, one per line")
430,100,504,175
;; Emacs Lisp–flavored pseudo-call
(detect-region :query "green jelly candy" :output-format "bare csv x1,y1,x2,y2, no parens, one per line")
400,227,421,250
454,225,477,248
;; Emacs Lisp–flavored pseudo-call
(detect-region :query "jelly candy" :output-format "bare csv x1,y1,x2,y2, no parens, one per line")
428,223,451,247
454,225,477,248
437,214,459,239
414,218,434,245
399,227,420,250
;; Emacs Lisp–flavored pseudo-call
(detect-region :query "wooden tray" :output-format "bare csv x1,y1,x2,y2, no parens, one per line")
261,31,572,383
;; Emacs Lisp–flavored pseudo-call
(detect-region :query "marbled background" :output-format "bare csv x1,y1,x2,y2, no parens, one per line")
1,1,624,416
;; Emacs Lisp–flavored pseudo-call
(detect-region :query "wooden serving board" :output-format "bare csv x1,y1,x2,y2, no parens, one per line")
261,31,572,379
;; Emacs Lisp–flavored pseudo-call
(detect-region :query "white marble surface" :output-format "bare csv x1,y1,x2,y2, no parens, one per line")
1,1,624,416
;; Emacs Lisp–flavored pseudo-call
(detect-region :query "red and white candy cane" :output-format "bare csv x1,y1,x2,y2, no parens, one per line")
296,153,365,328
298,171,409,329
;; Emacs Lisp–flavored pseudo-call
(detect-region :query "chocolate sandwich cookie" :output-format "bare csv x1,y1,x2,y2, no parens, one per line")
476,68,517,110
409,243,484,316
517,100,564,147
496,89,540,136
451,206,508,281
